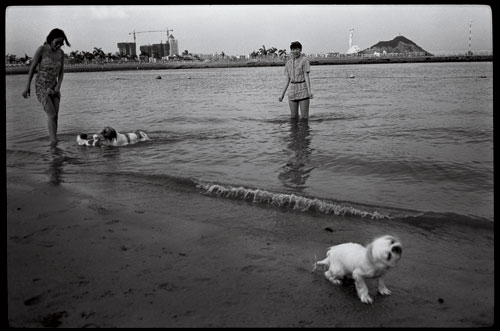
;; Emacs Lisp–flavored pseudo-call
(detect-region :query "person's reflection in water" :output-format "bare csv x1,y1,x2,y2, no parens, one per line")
48,143,65,185
278,118,315,191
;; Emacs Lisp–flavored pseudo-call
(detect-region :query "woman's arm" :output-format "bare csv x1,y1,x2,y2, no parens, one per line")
304,71,313,99
54,50,65,93
279,74,290,102
22,46,43,98
303,59,313,99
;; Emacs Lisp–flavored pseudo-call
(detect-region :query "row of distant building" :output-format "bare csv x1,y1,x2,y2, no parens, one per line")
117,34,249,61
117,33,179,59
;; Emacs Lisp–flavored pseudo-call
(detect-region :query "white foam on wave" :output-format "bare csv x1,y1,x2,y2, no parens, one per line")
196,183,391,220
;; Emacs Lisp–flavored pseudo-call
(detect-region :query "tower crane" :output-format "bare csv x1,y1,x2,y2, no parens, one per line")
129,29,174,44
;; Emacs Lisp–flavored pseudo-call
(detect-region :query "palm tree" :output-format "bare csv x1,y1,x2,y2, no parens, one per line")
112,52,123,62
18,53,32,64
6,54,17,64
259,45,268,58
278,49,287,59
69,50,83,64
82,51,94,64
93,47,106,63
268,47,278,58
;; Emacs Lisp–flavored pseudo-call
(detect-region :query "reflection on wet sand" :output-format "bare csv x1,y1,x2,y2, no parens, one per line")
48,143,65,185
278,119,315,191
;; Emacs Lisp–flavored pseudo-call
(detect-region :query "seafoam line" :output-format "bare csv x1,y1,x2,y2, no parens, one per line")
196,182,392,220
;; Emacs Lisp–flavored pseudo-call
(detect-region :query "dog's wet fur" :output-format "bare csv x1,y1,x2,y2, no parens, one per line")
313,235,403,304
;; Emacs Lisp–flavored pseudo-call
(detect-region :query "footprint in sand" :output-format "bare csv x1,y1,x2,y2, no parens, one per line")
87,203,112,216
10,225,56,244
24,294,44,306
105,219,120,225
38,241,55,248
40,311,68,327
241,265,263,273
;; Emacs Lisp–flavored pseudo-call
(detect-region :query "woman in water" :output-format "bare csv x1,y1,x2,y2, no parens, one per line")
279,41,314,119
22,28,70,145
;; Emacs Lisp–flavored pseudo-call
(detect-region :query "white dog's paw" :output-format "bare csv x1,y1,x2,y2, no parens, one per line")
378,287,392,296
329,278,342,285
359,293,374,304
324,272,342,285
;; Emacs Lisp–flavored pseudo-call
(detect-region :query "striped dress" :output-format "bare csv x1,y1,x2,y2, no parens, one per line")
284,54,311,101
35,54,62,108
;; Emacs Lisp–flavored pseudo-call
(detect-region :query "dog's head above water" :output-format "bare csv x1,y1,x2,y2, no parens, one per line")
100,126,117,141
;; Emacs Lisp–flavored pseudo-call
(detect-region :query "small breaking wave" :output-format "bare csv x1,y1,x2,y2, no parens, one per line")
195,182,392,220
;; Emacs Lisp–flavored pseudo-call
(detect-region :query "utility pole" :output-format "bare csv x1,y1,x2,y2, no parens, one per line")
468,20,473,56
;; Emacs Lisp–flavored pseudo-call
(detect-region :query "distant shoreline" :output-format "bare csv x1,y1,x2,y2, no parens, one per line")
5,55,492,75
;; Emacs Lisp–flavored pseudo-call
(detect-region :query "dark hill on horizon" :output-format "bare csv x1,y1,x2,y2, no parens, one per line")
360,36,432,56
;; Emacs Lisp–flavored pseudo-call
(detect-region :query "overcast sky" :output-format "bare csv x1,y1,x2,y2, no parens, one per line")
5,5,493,57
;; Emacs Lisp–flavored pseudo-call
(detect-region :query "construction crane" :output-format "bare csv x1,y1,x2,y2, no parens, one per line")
129,29,174,44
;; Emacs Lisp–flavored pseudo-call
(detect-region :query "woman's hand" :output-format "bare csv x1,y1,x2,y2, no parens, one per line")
279,96,284,102
22,87,30,98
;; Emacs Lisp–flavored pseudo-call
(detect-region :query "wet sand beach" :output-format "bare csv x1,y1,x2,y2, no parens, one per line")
7,168,494,327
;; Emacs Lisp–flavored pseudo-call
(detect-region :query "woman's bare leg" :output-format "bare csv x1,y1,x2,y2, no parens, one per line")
298,98,310,119
288,100,299,119
44,95,60,144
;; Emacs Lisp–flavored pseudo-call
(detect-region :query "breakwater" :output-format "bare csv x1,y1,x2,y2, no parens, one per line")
5,55,492,75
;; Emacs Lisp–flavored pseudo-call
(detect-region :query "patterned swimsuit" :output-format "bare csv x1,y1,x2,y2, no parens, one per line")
35,54,62,108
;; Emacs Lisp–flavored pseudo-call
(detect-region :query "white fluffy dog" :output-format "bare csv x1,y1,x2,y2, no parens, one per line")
313,235,403,304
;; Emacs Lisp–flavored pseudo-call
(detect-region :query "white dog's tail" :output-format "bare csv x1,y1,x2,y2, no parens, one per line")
136,130,151,142
312,254,330,273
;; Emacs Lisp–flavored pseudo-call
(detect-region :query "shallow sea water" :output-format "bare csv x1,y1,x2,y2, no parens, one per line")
6,61,493,223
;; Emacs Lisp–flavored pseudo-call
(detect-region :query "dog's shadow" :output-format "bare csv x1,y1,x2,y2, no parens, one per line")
339,277,356,289
312,264,356,289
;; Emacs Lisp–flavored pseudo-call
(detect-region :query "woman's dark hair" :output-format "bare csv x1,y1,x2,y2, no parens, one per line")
46,28,71,47
290,41,302,50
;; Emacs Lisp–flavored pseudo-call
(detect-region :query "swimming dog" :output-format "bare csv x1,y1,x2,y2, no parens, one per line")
313,235,403,304
76,133,103,146
77,126,150,147
99,126,150,146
